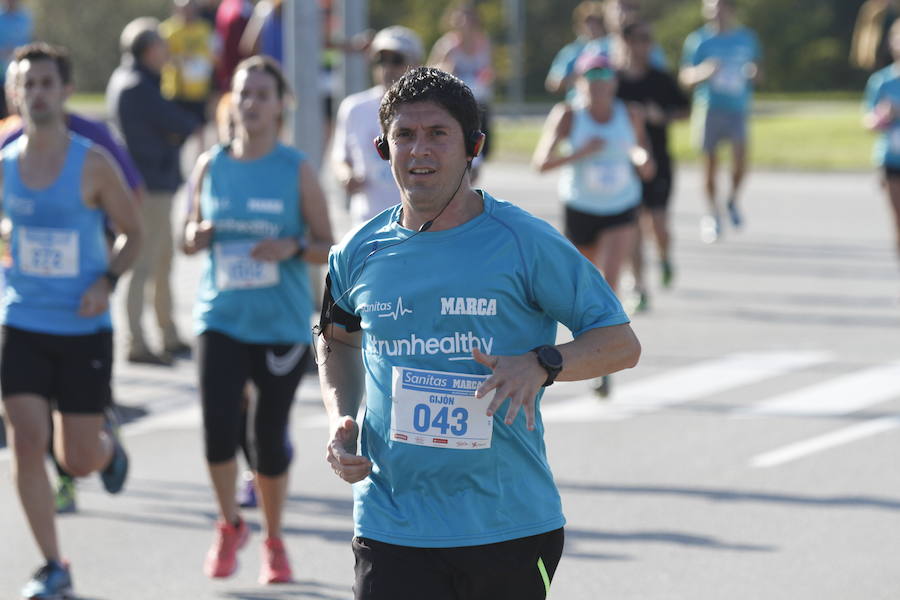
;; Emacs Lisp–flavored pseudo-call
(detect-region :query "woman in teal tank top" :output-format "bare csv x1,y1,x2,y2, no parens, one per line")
181,56,334,584
532,52,655,295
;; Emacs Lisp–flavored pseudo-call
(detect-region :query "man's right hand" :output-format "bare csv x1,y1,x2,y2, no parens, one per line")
326,416,372,484
340,174,366,195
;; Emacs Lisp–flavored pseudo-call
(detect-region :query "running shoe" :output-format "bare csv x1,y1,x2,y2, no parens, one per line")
204,518,250,578
660,260,674,288
127,349,173,366
100,411,129,495
593,375,612,399
259,537,293,584
726,200,743,229
237,472,257,509
21,560,72,599
55,474,77,514
164,340,192,358
700,214,721,244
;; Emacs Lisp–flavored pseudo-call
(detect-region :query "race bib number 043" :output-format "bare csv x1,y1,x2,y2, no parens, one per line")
391,367,492,450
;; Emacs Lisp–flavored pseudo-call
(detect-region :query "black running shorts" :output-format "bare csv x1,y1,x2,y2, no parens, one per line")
0,326,113,414
352,528,564,600
564,205,638,247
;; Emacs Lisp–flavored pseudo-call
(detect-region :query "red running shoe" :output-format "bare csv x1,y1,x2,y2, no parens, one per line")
259,537,293,584
203,518,249,578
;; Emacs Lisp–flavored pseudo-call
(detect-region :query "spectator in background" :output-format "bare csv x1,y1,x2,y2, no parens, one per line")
107,17,201,365
331,26,423,224
616,21,690,311
679,0,760,244
160,0,217,136
852,0,900,72
429,1,495,172
545,1,606,95
0,0,33,118
215,0,253,91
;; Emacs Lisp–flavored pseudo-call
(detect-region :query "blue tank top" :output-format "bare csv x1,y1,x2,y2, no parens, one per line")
559,100,641,216
194,143,313,344
1,134,111,334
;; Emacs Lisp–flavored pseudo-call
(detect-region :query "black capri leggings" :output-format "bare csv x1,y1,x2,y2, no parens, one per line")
198,330,310,477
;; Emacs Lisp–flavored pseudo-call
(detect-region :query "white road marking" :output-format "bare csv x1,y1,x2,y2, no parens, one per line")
542,351,832,423
750,416,900,468
737,362,900,417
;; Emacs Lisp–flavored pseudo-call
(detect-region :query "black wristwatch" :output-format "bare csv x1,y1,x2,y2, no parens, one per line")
531,345,563,387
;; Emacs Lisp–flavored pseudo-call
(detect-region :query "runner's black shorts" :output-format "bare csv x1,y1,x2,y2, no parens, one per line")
564,204,638,247
642,171,673,210
883,164,900,179
352,528,564,600
0,326,113,414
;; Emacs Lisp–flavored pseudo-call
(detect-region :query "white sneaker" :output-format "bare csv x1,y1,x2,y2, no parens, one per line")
700,214,721,244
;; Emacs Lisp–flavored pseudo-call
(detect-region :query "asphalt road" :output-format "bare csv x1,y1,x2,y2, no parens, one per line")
1,161,898,599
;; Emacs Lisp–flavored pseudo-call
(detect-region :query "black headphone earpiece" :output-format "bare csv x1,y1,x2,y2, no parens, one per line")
373,131,486,162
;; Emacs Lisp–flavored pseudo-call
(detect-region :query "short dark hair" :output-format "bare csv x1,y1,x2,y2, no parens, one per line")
14,42,72,85
378,66,480,139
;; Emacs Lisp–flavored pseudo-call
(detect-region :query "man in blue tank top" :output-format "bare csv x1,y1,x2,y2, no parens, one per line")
316,67,641,600
680,0,760,243
0,43,142,600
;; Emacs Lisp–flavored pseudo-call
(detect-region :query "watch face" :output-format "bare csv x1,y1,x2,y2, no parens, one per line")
539,346,563,370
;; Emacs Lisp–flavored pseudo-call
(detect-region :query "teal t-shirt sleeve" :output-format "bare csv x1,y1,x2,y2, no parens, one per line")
864,71,885,112
327,245,353,314
526,220,629,336
548,42,580,82
651,43,668,70
681,31,702,67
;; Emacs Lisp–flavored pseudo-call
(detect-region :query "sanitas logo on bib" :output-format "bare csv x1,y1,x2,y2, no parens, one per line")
440,297,497,316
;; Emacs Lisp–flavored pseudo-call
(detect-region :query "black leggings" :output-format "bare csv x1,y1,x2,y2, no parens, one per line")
198,330,309,477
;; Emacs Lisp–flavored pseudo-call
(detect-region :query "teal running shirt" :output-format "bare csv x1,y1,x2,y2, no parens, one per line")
1,134,111,334
194,143,313,344
681,25,760,113
328,190,629,547
864,64,900,168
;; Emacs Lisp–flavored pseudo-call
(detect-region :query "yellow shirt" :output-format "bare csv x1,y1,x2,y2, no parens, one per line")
159,16,215,102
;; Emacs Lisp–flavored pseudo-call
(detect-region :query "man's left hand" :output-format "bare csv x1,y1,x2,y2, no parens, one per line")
473,347,547,431
251,238,299,262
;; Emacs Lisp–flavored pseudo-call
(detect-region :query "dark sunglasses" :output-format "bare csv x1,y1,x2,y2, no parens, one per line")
374,52,407,67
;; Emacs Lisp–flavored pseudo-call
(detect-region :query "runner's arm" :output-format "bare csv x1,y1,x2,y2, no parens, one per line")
317,291,371,483
89,148,142,279
627,105,656,181
531,103,602,173
181,152,214,255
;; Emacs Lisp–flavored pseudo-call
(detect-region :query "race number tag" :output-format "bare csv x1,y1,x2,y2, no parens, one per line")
18,226,79,277
711,64,746,96
214,240,279,290
391,367,492,450
585,162,630,194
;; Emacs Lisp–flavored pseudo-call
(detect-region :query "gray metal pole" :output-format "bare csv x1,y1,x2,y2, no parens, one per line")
339,0,369,100
504,0,525,116
283,0,323,168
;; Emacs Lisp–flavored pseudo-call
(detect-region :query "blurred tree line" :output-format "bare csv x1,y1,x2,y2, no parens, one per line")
27,0,871,98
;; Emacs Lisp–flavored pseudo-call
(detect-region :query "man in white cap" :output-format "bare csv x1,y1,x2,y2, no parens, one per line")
331,25,424,224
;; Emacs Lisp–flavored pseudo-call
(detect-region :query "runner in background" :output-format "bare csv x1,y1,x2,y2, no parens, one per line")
533,52,653,397
679,0,761,243
182,56,333,584
616,21,690,311
545,1,606,96
864,19,900,270
1,42,142,599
